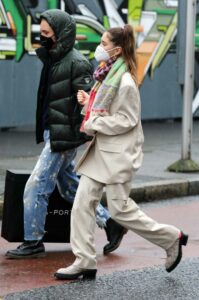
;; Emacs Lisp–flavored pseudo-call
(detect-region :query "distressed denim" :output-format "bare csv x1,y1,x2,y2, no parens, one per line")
24,130,110,241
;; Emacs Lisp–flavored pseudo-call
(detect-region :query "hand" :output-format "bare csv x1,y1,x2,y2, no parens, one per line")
77,90,89,105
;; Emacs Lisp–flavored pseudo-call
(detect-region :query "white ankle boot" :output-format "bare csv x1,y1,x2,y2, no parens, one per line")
54,264,97,280
165,231,188,272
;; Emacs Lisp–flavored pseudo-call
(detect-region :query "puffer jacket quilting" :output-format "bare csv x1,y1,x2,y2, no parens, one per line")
36,9,93,151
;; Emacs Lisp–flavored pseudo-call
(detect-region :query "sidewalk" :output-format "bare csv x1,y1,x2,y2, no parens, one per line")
0,120,199,298
0,120,199,213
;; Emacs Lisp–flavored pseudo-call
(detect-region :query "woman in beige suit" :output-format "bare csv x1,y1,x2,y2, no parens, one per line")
54,25,188,280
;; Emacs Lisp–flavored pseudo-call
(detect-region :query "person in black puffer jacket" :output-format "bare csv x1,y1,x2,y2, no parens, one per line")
6,9,126,259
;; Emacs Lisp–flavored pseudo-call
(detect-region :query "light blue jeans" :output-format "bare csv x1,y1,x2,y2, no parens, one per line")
24,130,110,241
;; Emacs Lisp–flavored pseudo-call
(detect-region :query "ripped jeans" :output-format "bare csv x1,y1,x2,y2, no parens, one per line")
24,130,110,241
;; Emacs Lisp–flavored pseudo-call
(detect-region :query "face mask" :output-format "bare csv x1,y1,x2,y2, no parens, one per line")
94,45,110,62
40,34,55,50
94,45,120,62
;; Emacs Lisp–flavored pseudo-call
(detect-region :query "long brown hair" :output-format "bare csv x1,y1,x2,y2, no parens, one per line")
107,25,138,85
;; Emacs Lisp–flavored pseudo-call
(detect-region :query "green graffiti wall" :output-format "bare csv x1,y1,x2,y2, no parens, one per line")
0,0,198,84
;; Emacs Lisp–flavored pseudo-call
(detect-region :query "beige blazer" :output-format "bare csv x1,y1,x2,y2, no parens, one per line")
75,72,144,184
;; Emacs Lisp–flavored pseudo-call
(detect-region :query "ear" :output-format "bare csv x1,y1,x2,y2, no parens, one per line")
115,47,122,56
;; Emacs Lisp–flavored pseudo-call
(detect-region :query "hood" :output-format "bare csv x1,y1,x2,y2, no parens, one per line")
40,9,76,60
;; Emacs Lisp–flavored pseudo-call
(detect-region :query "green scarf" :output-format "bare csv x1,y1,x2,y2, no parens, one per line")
92,57,127,115
80,57,127,132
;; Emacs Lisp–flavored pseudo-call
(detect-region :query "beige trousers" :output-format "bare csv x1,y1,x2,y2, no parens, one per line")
71,175,180,269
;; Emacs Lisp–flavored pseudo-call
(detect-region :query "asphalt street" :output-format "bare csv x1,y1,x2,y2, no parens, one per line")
1,195,199,300
3,258,199,300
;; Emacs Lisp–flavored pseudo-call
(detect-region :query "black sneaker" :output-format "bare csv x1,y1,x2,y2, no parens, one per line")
5,240,45,259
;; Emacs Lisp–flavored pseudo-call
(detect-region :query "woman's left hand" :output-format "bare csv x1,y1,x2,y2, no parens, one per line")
77,90,89,106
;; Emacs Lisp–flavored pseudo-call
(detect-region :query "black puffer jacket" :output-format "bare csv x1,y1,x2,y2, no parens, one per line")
36,9,93,151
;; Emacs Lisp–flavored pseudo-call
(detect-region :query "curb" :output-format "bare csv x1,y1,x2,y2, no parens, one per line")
131,178,199,203
101,178,199,206
1,178,199,220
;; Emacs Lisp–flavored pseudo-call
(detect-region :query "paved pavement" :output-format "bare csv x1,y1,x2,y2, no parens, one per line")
0,120,199,298
0,120,199,207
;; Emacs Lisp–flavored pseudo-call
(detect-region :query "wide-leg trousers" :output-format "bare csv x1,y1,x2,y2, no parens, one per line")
71,175,180,269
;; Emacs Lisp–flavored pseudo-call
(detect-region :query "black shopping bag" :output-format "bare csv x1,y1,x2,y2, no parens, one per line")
1,170,72,243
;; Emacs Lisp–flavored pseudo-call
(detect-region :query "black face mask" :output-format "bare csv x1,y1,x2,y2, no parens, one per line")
40,34,55,50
